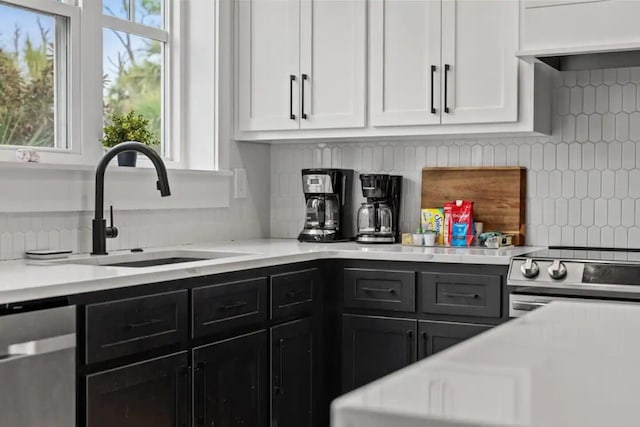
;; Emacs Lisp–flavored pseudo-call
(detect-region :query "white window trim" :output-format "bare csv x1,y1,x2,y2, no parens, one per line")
0,0,82,163
0,0,222,172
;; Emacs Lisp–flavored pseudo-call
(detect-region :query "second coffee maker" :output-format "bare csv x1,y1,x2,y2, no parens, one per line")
356,174,402,243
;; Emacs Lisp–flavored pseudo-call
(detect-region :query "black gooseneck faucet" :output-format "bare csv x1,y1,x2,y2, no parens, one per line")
92,142,171,255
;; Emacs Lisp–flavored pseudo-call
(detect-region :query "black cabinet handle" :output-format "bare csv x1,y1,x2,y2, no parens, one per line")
301,74,308,119
274,338,285,395
286,288,304,298
175,366,189,427
289,75,296,120
444,64,450,114
420,332,429,359
406,330,414,364
125,318,163,330
361,287,396,294
430,65,436,114
194,362,206,426
442,291,479,299
219,301,248,311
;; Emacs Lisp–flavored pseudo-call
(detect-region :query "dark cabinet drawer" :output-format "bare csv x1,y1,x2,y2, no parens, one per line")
85,291,188,364
420,272,501,318
192,277,268,338
343,268,415,312
271,269,316,321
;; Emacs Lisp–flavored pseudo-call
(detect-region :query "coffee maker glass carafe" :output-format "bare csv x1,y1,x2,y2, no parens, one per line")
356,202,393,235
305,195,339,231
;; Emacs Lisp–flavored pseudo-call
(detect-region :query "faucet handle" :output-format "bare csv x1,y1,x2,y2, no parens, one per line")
106,205,119,239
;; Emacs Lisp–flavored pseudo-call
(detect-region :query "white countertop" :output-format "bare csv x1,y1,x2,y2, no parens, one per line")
332,300,640,427
0,239,536,305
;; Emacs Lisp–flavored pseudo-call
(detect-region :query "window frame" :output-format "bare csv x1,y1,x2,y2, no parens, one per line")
101,6,177,165
0,0,205,170
0,0,81,161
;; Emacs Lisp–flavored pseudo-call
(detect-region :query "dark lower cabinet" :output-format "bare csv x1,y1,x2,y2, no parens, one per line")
86,352,190,427
418,320,491,359
271,318,313,427
342,314,417,392
193,330,267,427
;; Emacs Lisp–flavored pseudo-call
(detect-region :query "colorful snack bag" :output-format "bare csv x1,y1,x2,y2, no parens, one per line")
421,208,445,245
443,203,454,245
450,200,474,247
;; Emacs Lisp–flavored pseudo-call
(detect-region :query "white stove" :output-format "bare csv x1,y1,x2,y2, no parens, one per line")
508,247,640,317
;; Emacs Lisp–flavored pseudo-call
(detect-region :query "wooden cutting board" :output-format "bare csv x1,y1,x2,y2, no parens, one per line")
421,167,526,245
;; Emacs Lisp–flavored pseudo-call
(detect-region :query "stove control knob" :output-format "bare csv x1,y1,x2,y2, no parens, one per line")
520,259,540,278
548,260,568,280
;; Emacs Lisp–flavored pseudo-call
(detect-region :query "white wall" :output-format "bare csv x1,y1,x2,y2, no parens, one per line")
0,141,270,260
0,0,271,260
271,67,640,248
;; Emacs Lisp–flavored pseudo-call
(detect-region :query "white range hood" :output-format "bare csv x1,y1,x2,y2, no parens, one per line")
518,0,640,71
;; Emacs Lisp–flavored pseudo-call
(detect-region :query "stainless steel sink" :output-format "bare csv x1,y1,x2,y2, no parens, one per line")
55,250,255,267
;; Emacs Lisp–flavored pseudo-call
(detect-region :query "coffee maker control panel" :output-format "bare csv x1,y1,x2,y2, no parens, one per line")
303,174,334,194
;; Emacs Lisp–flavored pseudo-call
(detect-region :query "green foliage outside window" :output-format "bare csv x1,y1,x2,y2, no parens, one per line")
0,19,55,147
0,0,163,151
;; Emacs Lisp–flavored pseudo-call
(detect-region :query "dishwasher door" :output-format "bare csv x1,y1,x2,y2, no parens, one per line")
0,305,76,427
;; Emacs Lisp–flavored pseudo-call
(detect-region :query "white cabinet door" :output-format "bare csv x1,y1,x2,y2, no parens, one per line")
440,0,518,125
236,0,300,131
300,0,366,129
369,0,442,127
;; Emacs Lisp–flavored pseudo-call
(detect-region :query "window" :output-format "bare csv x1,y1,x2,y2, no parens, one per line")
0,0,76,149
102,0,169,158
0,0,187,166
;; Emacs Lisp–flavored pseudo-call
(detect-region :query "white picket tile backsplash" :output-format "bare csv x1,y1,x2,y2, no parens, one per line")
0,203,265,260
271,67,640,248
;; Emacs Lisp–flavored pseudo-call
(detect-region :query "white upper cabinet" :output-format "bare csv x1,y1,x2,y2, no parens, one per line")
440,0,518,124
521,0,640,54
369,0,441,127
235,0,366,133
234,0,550,141
370,0,518,127
235,0,300,131
300,0,366,129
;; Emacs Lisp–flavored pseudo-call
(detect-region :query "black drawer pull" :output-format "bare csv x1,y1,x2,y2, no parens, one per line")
286,288,304,298
125,318,163,330
219,301,248,311
361,287,396,294
442,291,479,299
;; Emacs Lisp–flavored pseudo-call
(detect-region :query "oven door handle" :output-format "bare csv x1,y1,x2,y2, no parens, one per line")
512,300,550,311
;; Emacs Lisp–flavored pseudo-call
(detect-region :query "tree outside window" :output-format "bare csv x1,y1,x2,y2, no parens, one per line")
103,0,164,155
0,3,57,148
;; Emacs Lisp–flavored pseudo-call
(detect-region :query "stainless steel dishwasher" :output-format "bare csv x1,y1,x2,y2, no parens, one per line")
0,303,76,427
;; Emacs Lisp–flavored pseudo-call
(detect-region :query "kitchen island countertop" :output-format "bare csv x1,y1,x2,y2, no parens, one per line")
332,300,640,427
0,239,536,305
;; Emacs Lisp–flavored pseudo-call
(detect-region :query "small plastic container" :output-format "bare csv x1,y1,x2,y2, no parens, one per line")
413,233,424,246
423,231,437,246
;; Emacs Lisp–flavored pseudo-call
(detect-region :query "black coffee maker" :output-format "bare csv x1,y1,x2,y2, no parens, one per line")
298,169,354,242
356,174,402,244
